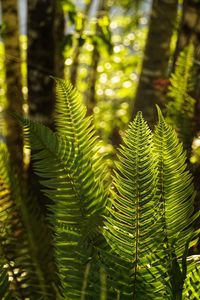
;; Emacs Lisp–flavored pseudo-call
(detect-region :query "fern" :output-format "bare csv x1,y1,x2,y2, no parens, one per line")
20,79,108,298
183,255,200,299
103,112,169,299
1,78,199,299
0,264,10,300
53,78,107,186
154,107,197,256
154,107,199,299
0,142,34,299
0,142,57,299
103,108,199,299
166,44,195,151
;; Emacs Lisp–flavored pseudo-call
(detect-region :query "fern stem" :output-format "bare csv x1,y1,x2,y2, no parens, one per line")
174,292,182,300
100,266,107,300
133,140,140,300
80,261,91,300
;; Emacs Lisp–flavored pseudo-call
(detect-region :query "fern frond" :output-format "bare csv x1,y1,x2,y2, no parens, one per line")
20,110,108,298
154,107,197,255
0,264,11,300
166,44,195,151
53,77,86,142
183,255,200,299
53,78,108,187
52,79,109,297
0,142,33,298
103,112,168,299
0,142,57,299
154,107,199,298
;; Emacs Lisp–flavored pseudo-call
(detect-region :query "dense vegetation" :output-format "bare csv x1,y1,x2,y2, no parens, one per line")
0,0,200,299
0,79,200,299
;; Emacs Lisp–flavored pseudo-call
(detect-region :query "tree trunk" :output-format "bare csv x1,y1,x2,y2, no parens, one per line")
132,0,178,126
54,1,65,80
1,0,23,172
27,0,64,129
27,0,65,214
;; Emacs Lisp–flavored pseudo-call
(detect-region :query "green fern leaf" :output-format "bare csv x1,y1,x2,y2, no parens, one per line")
103,112,168,299
154,107,197,255
53,78,108,186
0,142,57,299
183,255,200,299
0,264,11,300
154,107,199,299
20,86,108,298
166,44,195,151
0,143,34,298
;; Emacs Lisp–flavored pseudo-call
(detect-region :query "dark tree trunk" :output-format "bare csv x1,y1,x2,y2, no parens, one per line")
1,0,24,172
27,0,65,213
27,0,64,129
54,1,65,80
132,0,178,126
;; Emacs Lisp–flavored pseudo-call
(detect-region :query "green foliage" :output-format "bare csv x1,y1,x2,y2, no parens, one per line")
183,256,200,299
166,44,195,151
0,264,10,300
20,79,108,298
63,1,147,143
103,112,164,299
155,107,196,254
154,107,198,299
0,80,199,299
103,106,199,299
0,142,58,299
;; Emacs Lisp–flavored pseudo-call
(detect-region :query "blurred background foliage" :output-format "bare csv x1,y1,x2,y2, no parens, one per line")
61,0,149,152
0,0,149,162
